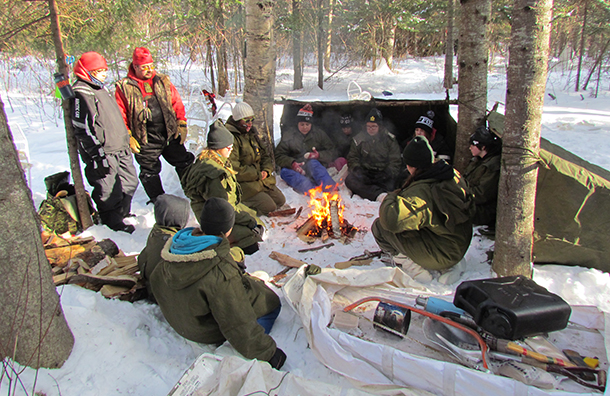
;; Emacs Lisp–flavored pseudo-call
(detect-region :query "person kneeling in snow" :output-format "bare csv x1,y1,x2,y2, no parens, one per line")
372,136,474,283
150,197,286,369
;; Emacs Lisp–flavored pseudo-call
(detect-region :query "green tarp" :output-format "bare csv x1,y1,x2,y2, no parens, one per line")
534,138,610,272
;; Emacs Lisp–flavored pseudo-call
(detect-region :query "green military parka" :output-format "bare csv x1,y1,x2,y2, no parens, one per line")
373,161,474,270
463,152,501,227
225,117,277,200
181,150,262,249
275,126,336,169
150,236,280,361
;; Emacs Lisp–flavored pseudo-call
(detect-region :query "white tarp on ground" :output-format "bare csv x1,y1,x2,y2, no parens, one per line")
282,266,610,396
167,353,391,396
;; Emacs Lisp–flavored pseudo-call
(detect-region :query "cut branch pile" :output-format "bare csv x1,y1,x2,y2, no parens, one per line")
42,231,144,301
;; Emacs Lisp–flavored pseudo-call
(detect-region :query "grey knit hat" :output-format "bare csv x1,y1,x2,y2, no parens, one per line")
199,197,235,236
207,120,234,149
403,136,434,168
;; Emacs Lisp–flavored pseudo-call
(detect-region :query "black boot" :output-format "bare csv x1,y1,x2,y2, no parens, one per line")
140,173,165,203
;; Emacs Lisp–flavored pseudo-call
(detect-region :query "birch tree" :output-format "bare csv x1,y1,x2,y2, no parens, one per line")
454,0,491,173
0,97,74,369
244,0,276,153
493,0,553,276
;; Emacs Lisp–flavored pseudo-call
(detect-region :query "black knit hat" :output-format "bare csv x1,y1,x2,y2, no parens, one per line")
207,120,234,149
365,108,383,124
339,114,353,126
403,136,434,168
415,110,435,135
199,197,235,236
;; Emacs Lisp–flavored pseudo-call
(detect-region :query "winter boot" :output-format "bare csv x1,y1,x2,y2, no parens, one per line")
392,254,433,283
140,173,165,203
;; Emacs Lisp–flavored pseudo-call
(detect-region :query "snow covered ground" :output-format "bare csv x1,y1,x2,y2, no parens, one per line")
1,56,610,395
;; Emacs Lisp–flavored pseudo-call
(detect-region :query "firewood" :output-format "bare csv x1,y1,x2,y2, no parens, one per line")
53,272,72,285
334,258,373,269
67,274,138,289
295,216,317,244
100,284,132,299
298,242,334,253
45,244,87,267
90,257,113,275
107,261,139,276
278,206,303,225
96,258,118,276
113,255,137,268
269,251,306,268
267,207,296,217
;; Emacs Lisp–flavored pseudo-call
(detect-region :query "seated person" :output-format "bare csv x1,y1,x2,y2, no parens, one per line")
410,111,452,163
137,194,190,302
150,197,286,369
372,136,474,282
181,120,263,255
275,104,338,194
463,126,502,228
226,102,286,216
332,114,358,159
345,108,401,202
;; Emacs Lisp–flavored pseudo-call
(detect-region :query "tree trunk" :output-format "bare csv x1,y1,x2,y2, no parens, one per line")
382,19,396,70
292,0,303,90
244,0,276,157
454,0,491,173
444,0,455,89
582,36,609,91
493,0,553,277
215,0,230,97
323,0,334,72
206,39,216,93
575,0,588,92
0,97,74,369
317,0,324,89
48,0,92,230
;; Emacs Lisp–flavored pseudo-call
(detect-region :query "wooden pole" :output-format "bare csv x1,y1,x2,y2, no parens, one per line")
48,0,92,230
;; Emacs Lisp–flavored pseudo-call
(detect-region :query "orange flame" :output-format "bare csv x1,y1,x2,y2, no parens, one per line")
307,185,344,228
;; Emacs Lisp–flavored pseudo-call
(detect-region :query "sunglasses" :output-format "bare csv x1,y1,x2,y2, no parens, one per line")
243,117,255,124
139,64,154,71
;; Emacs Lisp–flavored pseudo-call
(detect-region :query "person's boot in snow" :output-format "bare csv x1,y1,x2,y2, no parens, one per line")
392,254,433,283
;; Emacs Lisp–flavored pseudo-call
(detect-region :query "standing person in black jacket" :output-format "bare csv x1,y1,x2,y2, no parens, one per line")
70,52,139,233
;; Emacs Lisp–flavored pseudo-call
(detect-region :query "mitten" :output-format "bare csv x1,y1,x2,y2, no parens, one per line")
303,147,319,160
175,120,188,144
128,130,141,154
291,161,306,175
268,348,287,370
305,264,321,277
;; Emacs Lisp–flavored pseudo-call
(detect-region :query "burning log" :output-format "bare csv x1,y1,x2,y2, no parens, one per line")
299,186,358,243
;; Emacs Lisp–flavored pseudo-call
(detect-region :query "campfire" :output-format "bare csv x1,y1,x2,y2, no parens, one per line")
296,186,358,243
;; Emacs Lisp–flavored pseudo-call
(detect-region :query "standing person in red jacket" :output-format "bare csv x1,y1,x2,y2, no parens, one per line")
115,47,195,203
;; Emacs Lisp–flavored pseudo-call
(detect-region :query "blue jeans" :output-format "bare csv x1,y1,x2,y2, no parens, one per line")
257,306,281,334
280,159,336,194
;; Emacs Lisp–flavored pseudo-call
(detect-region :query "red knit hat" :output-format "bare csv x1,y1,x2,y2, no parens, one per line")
133,47,153,65
73,52,107,81
296,104,313,123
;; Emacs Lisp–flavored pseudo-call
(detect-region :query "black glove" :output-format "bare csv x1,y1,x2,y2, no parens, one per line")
91,155,111,177
268,348,286,370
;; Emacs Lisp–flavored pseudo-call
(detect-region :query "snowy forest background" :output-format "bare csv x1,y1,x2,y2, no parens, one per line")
1,0,610,395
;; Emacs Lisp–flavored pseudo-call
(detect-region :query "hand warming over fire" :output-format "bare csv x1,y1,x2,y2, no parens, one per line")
291,161,306,175
304,147,319,160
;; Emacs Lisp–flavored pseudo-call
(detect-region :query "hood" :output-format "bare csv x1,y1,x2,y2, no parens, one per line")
160,230,233,289
415,160,454,182
154,194,190,228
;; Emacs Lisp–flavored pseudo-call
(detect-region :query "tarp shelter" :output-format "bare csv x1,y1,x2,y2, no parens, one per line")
279,99,457,152
486,110,610,273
